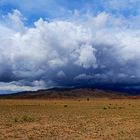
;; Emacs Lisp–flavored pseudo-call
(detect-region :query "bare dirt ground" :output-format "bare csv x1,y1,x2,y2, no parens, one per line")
0,99,140,140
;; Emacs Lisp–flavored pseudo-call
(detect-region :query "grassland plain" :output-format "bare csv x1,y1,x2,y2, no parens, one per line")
0,99,140,140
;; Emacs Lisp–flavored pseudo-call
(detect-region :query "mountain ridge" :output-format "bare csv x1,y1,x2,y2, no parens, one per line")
0,87,140,99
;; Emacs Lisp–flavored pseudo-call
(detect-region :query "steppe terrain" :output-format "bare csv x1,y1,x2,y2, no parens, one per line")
0,98,140,140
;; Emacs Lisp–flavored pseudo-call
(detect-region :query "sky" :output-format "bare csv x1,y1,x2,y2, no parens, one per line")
0,0,140,94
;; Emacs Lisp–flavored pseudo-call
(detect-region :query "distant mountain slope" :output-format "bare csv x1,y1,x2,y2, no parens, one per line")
0,88,139,99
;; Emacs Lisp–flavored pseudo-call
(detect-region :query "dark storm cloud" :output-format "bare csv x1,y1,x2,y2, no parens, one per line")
0,10,140,93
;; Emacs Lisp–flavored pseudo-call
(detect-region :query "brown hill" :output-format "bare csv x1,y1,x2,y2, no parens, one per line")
0,88,139,99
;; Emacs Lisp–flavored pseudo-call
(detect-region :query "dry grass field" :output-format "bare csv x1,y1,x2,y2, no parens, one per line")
0,99,140,140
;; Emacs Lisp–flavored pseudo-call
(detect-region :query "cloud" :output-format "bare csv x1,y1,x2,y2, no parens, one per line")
0,9,140,93
57,71,66,78
74,74,94,80
74,44,97,68
7,9,26,33
0,80,46,93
